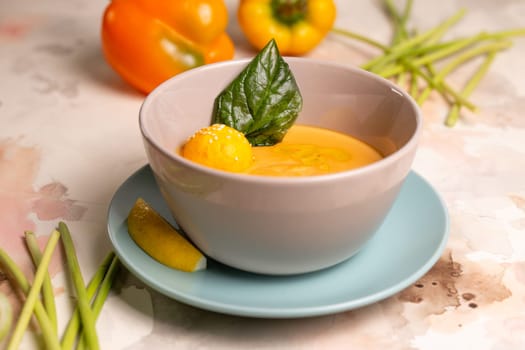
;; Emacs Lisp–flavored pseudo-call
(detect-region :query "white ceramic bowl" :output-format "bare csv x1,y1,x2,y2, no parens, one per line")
139,58,422,275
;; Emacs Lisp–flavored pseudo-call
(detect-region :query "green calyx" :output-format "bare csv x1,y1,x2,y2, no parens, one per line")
272,0,308,26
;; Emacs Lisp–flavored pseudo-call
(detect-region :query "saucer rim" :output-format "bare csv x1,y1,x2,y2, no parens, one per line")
107,165,449,318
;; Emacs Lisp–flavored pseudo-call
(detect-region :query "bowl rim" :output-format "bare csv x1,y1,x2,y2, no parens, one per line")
139,57,422,186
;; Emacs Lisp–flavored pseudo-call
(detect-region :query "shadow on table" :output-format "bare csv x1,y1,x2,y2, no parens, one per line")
70,40,143,98
111,266,397,348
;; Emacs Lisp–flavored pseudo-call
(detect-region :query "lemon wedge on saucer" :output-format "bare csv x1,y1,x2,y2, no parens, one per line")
127,198,206,272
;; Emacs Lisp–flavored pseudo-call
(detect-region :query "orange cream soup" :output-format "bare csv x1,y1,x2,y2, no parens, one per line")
248,125,383,176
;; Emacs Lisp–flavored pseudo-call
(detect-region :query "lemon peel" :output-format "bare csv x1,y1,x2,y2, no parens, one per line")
182,123,253,173
127,198,206,272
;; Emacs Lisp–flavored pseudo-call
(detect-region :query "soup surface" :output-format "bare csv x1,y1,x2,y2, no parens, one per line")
248,125,383,176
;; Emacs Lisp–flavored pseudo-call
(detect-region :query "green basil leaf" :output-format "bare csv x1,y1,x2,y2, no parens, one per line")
212,39,303,146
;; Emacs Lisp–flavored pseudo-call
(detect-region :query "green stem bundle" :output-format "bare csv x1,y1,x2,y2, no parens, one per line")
0,223,119,350
58,222,100,350
446,52,497,126
25,231,58,334
362,8,467,72
6,230,61,350
0,245,61,350
332,0,525,126
0,292,12,342
77,255,119,350
61,252,116,350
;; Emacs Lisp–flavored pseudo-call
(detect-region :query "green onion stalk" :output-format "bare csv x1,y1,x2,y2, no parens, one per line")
0,223,119,350
2,230,62,350
58,222,100,350
331,0,525,126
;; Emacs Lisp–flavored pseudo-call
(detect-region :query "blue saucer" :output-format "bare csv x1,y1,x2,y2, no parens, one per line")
107,165,449,318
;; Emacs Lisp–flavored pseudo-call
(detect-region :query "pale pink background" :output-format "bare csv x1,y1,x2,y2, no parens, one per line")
1,0,525,348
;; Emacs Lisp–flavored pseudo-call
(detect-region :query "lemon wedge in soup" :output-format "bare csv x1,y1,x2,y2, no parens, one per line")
127,198,206,272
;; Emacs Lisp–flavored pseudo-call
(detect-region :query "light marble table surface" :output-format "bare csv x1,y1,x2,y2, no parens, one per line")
1,0,525,349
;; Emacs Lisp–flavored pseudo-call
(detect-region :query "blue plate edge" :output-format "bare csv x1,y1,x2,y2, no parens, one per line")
107,165,450,319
